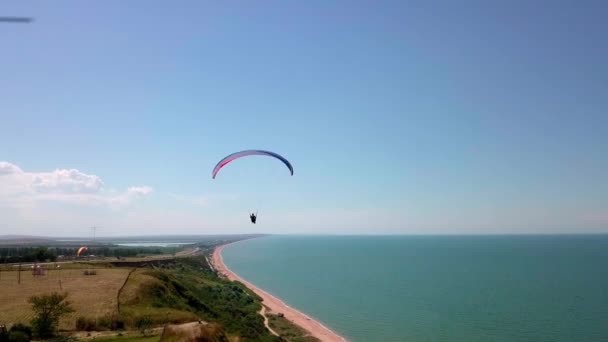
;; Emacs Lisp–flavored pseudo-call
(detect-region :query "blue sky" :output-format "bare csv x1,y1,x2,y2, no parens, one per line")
1,1,607,236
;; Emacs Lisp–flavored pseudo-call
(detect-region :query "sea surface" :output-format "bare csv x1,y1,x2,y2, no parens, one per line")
222,235,608,342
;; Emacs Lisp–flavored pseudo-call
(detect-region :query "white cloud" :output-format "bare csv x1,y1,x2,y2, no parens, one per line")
32,169,104,194
127,186,153,196
0,161,152,209
107,186,154,208
0,161,23,175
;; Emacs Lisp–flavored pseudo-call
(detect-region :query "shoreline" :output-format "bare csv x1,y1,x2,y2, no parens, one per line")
212,242,347,342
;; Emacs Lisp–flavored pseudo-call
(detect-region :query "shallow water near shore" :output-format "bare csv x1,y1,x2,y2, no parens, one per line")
222,235,608,342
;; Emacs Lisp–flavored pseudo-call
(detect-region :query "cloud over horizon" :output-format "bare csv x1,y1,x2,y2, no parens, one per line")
0,161,153,209
0,161,23,175
32,168,104,194
0,161,605,236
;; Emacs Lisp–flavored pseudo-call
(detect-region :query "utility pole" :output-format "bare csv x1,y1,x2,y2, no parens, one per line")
57,265,62,290
91,226,97,242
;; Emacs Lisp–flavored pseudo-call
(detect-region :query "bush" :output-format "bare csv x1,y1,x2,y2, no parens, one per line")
75,317,96,331
7,331,29,342
9,323,32,342
0,324,33,342
134,316,153,336
98,316,111,330
98,315,125,331
75,315,124,331
111,317,125,331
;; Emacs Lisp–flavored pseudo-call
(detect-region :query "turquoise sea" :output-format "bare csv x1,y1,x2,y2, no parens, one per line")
222,235,608,342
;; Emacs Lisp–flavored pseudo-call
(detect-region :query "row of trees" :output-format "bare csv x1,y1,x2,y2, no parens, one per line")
0,247,57,264
53,246,170,258
0,246,174,264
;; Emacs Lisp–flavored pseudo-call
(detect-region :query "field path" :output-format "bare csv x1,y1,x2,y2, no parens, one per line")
116,268,136,313
260,305,280,336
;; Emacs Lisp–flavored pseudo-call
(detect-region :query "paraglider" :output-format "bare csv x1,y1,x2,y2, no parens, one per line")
212,150,293,179
212,150,293,224
77,246,88,257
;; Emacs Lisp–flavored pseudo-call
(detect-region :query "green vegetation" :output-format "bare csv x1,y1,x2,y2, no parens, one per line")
0,235,259,264
65,246,174,259
119,256,281,341
0,246,176,263
29,292,74,338
267,313,320,342
0,247,57,263
0,323,33,342
134,316,153,336
75,315,125,331
0,239,280,341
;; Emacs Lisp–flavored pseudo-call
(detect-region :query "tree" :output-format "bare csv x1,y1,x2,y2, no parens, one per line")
28,292,74,338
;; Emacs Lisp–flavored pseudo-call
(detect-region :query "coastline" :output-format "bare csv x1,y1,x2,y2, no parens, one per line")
212,242,347,342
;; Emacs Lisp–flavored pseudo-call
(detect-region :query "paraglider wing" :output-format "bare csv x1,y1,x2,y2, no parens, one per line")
77,246,88,257
212,150,294,179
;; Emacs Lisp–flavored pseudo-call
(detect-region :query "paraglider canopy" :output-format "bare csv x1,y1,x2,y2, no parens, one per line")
77,246,88,257
212,150,293,225
212,150,293,179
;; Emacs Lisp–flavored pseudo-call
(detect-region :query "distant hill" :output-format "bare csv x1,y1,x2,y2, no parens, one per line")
0,234,266,246
0,235,56,245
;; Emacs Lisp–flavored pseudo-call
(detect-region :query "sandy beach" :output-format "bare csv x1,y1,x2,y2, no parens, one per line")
212,243,347,342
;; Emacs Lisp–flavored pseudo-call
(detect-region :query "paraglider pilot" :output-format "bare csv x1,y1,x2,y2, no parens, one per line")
250,212,257,224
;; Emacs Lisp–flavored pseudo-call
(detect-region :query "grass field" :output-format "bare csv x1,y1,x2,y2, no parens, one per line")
0,267,130,329
0,255,278,341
